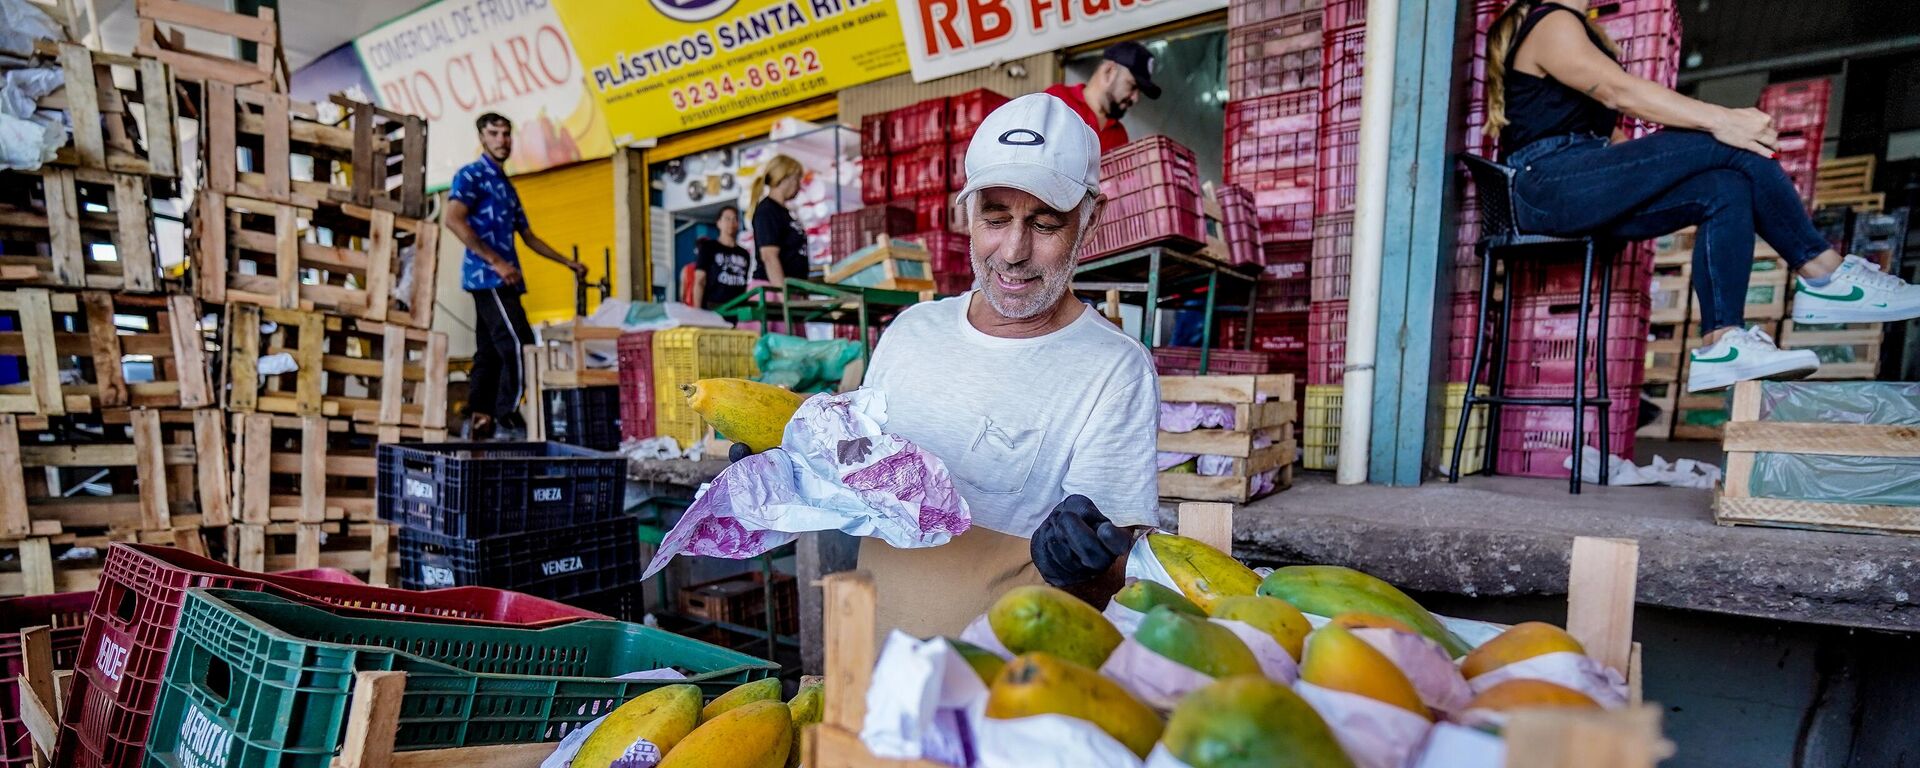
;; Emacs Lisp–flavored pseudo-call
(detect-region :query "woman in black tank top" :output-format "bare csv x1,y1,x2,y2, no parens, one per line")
1482,0,1920,394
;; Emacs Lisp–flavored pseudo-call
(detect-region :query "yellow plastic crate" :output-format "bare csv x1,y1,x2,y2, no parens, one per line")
1302,385,1342,471
1438,382,1489,474
652,327,761,448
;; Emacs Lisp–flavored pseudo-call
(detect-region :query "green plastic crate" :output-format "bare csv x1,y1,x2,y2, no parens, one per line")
143,588,778,768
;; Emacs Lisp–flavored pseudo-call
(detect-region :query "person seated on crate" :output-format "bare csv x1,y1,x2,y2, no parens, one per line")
444,112,589,440
739,94,1159,638
1483,0,1920,394
1043,41,1161,155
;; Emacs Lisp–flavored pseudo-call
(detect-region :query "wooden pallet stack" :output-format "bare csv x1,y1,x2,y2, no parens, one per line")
1715,380,1920,536
1814,155,1879,213
519,320,623,447
127,0,444,583
1640,230,1692,439
1156,374,1296,504
0,37,217,595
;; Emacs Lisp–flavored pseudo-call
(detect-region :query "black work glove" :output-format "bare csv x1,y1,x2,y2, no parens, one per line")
728,442,754,463
1031,495,1133,587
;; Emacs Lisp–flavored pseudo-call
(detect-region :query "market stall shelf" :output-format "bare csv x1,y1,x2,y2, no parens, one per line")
1715,381,1920,536
0,168,161,293
220,304,449,430
1157,374,1297,503
0,289,211,415
32,41,178,179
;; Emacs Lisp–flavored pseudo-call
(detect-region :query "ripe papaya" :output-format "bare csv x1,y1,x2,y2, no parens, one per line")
988,585,1123,669
1460,622,1586,679
1148,534,1262,612
1465,679,1600,712
573,684,702,768
1258,565,1470,657
784,682,824,768
701,678,783,723
986,652,1163,758
1209,595,1312,661
1164,676,1357,768
658,700,792,768
682,378,809,453
1133,606,1261,679
1300,624,1430,720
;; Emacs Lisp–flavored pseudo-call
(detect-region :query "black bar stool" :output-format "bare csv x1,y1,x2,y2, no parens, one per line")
1449,155,1616,494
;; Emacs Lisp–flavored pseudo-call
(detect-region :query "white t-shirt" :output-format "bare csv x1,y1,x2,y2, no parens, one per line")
864,292,1160,537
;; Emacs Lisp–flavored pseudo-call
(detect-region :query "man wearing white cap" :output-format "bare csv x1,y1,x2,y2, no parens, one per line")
855,94,1160,637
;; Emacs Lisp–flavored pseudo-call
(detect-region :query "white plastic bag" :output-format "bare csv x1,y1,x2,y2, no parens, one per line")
969,699,1145,768
1294,681,1433,768
860,632,984,765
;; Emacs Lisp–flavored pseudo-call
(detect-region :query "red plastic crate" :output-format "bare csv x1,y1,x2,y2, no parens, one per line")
1217,183,1263,266
935,274,972,295
890,145,949,198
1310,212,1354,302
1083,137,1205,261
1,592,91,768
1494,385,1638,478
1234,310,1312,363
1508,243,1656,297
1501,291,1651,388
1307,300,1347,385
1323,0,1366,30
1321,26,1367,126
830,205,918,260
1224,92,1319,243
1230,0,1322,27
949,89,1011,142
1775,127,1823,208
616,332,655,444
1264,241,1311,266
947,141,969,192
1152,347,1274,376
1758,78,1831,133
1227,14,1323,101
860,156,889,205
859,113,888,158
1315,119,1359,215
886,97,948,152
908,228,969,277
1257,274,1311,313
907,193,952,233
54,543,605,768
1446,291,1495,382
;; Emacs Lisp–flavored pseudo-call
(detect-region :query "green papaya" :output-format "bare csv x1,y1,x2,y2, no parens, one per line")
1114,579,1205,617
1164,676,1356,768
988,585,1123,669
1257,565,1470,657
1133,606,1261,679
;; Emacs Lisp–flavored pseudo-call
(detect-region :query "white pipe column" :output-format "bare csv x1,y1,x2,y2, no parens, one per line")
1336,0,1400,484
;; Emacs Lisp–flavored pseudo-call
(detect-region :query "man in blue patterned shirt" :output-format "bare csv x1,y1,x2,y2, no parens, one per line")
444,112,586,439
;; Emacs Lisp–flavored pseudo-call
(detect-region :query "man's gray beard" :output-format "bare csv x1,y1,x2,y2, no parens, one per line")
970,243,1077,321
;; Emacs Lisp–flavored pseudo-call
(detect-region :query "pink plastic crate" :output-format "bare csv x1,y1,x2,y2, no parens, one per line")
1218,183,1263,266
907,193,951,233
860,156,889,205
1228,14,1323,101
1257,273,1311,313
1501,292,1651,388
949,89,1011,142
1243,311,1312,365
1509,243,1656,297
1759,78,1831,132
1152,347,1274,376
1225,93,1320,243
890,145,949,198
1447,292,1495,383
909,229,969,277
859,113,888,158
1323,0,1366,31
1315,119,1359,216
947,141,969,192
616,331,655,443
1494,385,1638,478
886,97,949,152
1230,0,1322,27
1082,137,1204,261
1321,26,1367,126
831,206,918,260
1310,213,1353,302
1307,300,1347,385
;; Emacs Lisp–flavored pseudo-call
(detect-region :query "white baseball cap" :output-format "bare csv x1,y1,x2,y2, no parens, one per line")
958,93,1102,212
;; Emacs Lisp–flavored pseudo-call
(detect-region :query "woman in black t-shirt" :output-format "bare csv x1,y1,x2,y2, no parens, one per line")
693,205,750,310
749,154,809,287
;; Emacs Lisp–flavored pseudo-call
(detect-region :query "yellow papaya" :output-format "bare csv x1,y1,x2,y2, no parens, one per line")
1164,676,1357,768
986,652,1163,758
1148,534,1262,612
1209,595,1313,661
682,378,809,453
658,699,793,768
784,682,823,768
1465,679,1600,712
1460,622,1586,680
701,678,783,723
1300,625,1430,720
573,684,702,768
1258,565,1471,657
988,585,1122,669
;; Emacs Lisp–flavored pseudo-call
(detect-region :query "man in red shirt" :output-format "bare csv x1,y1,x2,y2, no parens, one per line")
1044,41,1161,155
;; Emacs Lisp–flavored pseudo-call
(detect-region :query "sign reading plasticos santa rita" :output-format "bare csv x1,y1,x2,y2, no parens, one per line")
553,0,911,144
354,0,614,188
897,0,1225,83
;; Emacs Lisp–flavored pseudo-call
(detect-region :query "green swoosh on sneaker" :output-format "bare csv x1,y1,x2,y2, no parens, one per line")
1693,347,1739,364
1798,284,1865,302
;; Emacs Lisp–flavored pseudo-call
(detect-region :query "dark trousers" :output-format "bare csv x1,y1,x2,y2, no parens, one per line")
1508,129,1832,333
467,287,535,422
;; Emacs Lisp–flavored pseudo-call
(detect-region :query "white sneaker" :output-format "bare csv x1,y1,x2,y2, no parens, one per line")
1791,255,1920,323
1686,326,1820,393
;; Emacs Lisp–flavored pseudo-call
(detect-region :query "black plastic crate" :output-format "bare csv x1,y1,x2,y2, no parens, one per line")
544,385,623,450
397,517,643,600
377,442,626,539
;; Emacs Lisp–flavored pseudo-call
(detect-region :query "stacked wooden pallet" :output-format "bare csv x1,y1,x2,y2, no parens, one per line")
520,320,623,445
1715,381,1919,536
1813,155,1879,212
1156,374,1296,503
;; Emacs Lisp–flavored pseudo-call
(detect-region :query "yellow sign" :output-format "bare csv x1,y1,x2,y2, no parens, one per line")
553,0,910,143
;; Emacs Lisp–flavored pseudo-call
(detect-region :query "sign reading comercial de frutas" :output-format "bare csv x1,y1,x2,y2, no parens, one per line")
553,0,911,144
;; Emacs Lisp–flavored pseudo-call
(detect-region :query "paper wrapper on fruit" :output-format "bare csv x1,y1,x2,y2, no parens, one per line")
1465,650,1630,709
1294,681,1433,768
1097,637,1216,710
642,389,971,578
1408,722,1507,768
860,632,983,766
1212,618,1301,684
966,700,1146,768
1348,627,1474,715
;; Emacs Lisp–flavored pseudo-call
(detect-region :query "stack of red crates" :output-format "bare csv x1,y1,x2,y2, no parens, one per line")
1080,136,1207,261
1446,0,1680,477
1223,0,1325,375
1758,78,1831,209
859,89,1010,292
1304,0,1365,386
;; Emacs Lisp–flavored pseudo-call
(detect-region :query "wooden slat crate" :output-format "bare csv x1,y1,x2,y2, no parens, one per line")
1646,264,1688,325
229,414,444,531
0,289,213,416
31,41,179,179
1643,321,1686,384
1672,389,1731,441
824,237,936,292
0,167,160,292
221,304,449,430
1687,265,1788,322
193,192,438,327
199,85,428,219
1651,227,1692,268
1780,320,1883,381
1716,381,1920,536
518,323,623,441
230,520,396,585
1636,381,1678,440
1813,155,1874,208
134,0,285,92
1156,374,1296,503
0,410,228,563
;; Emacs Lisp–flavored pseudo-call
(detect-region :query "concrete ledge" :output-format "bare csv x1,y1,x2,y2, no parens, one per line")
1213,474,1920,634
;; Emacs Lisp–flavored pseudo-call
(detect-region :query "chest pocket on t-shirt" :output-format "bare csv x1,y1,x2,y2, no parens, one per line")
958,417,1043,495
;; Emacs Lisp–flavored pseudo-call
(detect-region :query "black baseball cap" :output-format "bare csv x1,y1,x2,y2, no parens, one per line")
1103,41,1161,99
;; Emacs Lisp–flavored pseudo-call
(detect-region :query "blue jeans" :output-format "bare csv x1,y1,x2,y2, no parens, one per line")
1508,130,1831,333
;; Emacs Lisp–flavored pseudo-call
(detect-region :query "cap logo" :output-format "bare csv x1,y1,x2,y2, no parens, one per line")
998,129,1045,146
